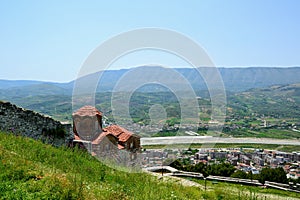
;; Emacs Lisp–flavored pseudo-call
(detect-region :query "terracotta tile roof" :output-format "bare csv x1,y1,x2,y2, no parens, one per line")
73,105,102,117
75,131,117,145
92,132,117,145
104,125,136,142
74,135,81,140
118,144,125,149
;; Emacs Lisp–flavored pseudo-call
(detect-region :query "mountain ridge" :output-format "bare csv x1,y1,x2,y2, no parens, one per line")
1,67,300,98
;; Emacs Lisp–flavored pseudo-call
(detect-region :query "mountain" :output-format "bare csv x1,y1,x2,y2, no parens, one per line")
1,67,300,99
228,83,300,118
218,67,300,91
0,79,44,89
0,83,71,98
76,67,300,94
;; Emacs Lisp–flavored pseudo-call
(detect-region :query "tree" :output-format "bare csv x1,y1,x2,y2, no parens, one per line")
208,162,235,177
169,159,183,170
259,167,287,184
231,170,248,179
273,167,288,184
194,162,206,173
249,170,253,182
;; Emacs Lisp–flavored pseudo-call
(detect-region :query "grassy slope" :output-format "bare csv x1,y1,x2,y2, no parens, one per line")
0,132,299,200
191,179,300,200
0,132,200,200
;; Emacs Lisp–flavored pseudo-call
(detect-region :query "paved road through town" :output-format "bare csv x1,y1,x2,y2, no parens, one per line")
141,136,300,146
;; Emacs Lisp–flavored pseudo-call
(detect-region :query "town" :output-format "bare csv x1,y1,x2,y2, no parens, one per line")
67,104,300,193
141,146,300,190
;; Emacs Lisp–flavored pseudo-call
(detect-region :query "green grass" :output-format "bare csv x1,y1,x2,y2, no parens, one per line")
252,129,300,139
190,179,300,200
226,128,300,139
0,131,201,199
1,132,299,199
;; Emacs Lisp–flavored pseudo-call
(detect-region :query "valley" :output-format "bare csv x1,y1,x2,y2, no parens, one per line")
1,74,300,140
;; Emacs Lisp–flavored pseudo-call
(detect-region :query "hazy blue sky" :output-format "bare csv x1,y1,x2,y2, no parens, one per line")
1,0,300,82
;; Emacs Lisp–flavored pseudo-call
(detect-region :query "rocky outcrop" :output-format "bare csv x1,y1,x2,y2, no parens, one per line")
0,100,71,146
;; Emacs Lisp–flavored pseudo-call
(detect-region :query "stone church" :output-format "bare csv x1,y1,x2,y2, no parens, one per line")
72,106,141,161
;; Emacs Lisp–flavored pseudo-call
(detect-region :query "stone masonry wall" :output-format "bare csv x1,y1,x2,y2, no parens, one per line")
0,101,72,146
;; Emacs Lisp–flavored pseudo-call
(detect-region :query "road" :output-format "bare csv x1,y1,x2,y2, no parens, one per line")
292,128,300,133
141,136,300,146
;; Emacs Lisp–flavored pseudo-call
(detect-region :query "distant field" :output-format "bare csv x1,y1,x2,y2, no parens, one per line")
225,128,300,140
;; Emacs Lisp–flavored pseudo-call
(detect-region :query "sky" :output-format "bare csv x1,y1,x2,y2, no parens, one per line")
0,0,300,82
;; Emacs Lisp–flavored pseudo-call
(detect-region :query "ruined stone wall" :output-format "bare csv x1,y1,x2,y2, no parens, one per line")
0,101,72,146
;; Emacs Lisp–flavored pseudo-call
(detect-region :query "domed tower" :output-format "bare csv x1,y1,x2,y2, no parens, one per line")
72,106,103,141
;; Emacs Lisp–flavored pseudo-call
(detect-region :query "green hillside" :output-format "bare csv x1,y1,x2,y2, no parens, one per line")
1,132,299,200
3,82,300,123
0,131,200,199
228,83,300,118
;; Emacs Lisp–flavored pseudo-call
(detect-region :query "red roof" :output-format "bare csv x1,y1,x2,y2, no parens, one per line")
74,135,81,141
74,131,117,145
73,105,102,117
104,125,133,142
92,132,117,145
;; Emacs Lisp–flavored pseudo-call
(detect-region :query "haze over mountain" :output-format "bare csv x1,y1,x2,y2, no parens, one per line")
1,67,300,99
